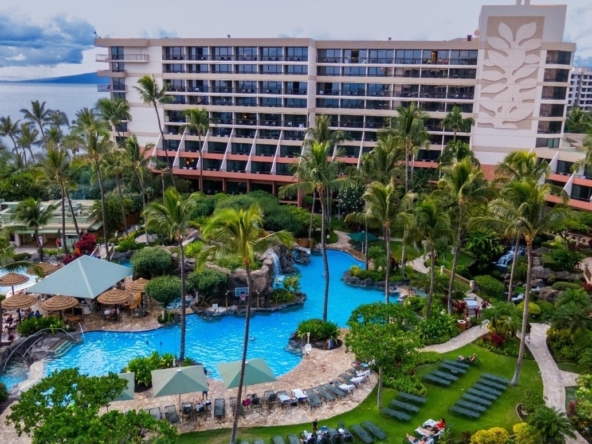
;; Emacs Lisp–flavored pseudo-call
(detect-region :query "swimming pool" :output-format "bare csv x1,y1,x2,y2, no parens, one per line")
1,250,394,388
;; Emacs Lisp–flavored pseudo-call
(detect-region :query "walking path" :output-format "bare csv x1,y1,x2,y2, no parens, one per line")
422,323,489,353
409,254,429,274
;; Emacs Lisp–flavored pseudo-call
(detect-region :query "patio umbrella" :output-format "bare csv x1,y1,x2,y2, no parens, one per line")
152,365,208,408
97,288,132,305
0,272,30,296
112,372,135,402
348,231,378,243
1,292,37,311
126,278,149,293
27,262,59,276
217,358,277,392
41,295,79,319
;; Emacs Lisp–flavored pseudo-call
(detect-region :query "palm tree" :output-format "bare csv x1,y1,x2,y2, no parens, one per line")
16,123,40,163
182,107,210,192
0,116,22,158
528,406,576,444
102,149,130,234
96,98,131,141
438,158,490,313
122,135,151,209
565,106,592,133
20,100,51,143
570,131,592,175
279,141,346,321
441,105,475,141
47,110,69,130
482,302,521,338
134,75,175,186
71,107,113,258
199,205,293,444
11,198,57,262
486,180,568,385
144,187,201,361
410,196,452,317
439,141,479,166
359,180,399,303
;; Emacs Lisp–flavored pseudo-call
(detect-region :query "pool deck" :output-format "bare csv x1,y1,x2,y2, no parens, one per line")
0,330,376,443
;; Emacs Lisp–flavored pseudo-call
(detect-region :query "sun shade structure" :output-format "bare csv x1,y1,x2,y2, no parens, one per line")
126,278,149,293
1,292,37,310
0,273,29,287
41,295,79,312
26,255,131,300
152,365,208,408
112,372,135,402
348,231,379,243
27,262,60,276
217,358,277,390
97,288,132,305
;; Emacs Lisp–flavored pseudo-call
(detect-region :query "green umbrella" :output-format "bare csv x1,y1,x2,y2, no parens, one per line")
348,231,378,243
217,358,276,391
113,372,135,402
152,365,208,408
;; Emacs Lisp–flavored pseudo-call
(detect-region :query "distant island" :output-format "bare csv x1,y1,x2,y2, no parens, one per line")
3,72,108,85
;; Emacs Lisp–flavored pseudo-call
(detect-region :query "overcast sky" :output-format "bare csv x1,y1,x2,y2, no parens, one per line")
0,0,590,80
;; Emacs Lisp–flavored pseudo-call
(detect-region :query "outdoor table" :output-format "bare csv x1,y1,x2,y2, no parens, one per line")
66,315,81,324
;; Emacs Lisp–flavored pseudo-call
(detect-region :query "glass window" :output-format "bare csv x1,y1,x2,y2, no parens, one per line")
236,64,257,73
341,99,364,109
317,49,341,62
317,66,341,76
368,49,394,63
422,50,450,64
164,64,185,73
285,81,307,95
110,47,124,60
261,47,283,61
544,69,570,82
368,67,389,77
236,81,256,92
286,65,308,74
286,47,308,61
236,97,257,106
261,81,282,93
317,82,339,95
541,86,567,100
316,98,340,108
539,104,565,117
343,49,367,64
395,50,422,64
213,47,233,60
449,50,478,65
213,64,232,73
163,47,184,60
111,62,125,72
546,51,571,65
341,83,365,95
367,84,389,96
285,98,306,108
448,86,474,99
187,64,209,74
449,68,476,79
261,97,282,107
343,66,366,76
237,47,258,61
261,65,282,74
187,47,209,60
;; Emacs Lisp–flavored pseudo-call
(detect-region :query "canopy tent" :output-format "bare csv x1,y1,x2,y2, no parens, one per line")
26,255,131,300
348,231,379,243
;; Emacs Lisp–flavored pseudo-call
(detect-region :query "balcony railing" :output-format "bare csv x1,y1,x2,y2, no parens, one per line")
96,54,149,62
97,85,111,92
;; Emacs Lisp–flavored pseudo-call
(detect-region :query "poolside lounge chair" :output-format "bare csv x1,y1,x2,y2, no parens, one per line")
461,393,493,407
292,388,308,403
482,373,510,385
442,359,469,370
431,370,458,382
351,424,374,443
304,389,322,410
477,378,507,392
362,421,386,440
396,392,426,405
379,407,411,422
214,398,226,419
181,402,194,422
277,391,292,409
389,399,419,413
345,368,358,377
148,407,162,420
253,439,265,444
272,436,286,444
287,435,300,444
315,385,335,402
356,369,371,379
466,387,498,401
262,390,276,404
473,383,502,397
449,404,480,419
455,399,487,413
323,383,346,398
439,362,466,375
423,373,452,386
332,379,355,394
164,405,180,424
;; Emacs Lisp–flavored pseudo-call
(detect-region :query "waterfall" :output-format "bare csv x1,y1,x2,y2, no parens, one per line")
496,245,524,267
268,250,285,289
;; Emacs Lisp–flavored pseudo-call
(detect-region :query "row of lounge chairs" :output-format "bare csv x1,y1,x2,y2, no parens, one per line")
422,359,470,387
142,405,181,424
449,373,510,420
380,391,426,423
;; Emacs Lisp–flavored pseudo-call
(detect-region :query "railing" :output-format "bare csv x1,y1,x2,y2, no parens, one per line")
96,54,149,62
97,85,111,92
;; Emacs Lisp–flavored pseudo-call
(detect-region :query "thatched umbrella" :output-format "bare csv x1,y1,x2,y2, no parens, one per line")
41,295,79,319
0,273,30,296
27,262,59,276
126,278,150,309
1,292,37,311
97,288,132,306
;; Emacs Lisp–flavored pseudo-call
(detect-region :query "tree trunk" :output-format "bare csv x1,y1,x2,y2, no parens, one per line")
507,237,520,302
95,160,109,260
320,189,330,321
401,228,408,278
60,190,68,254
426,244,436,318
35,228,44,262
116,175,128,234
384,226,391,304
446,210,463,314
229,265,253,444
404,143,410,194
179,239,186,361
377,366,384,409
27,147,34,163
308,193,316,242
364,219,369,271
453,130,457,142
65,187,80,239
198,133,204,192
160,173,165,197
153,103,176,187
511,242,533,386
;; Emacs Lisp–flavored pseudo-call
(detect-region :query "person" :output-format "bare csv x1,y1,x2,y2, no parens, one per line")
406,434,427,444
426,418,446,431
202,382,209,400
6,314,13,325
195,400,203,412
313,419,318,433
416,427,436,437
458,353,477,363
34,310,41,318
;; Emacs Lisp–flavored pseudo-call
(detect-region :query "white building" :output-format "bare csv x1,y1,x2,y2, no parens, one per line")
569,67,592,111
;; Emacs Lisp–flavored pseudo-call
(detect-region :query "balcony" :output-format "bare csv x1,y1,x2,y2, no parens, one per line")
96,54,149,62
97,85,111,92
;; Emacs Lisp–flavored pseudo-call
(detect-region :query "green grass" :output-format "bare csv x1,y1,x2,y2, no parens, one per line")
425,251,475,271
557,362,585,374
366,240,422,262
177,344,542,443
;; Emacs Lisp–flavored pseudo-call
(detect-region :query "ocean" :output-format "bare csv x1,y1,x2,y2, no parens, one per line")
0,82,108,131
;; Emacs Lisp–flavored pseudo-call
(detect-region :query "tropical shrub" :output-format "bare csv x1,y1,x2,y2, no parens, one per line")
551,247,584,271
570,375,592,439
464,230,505,270
115,234,142,252
517,301,541,317
521,389,545,414
537,300,555,322
513,422,537,444
283,275,301,293
17,317,67,336
416,310,458,345
186,269,227,300
470,427,509,444
477,333,522,357
528,406,576,444
130,247,172,278
296,319,339,342
404,296,426,315
184,241,203,259
552,281,581,291
270,288,296,304
474,275,505,300
124,351,176,387
12,252,31,261
145,276,181,313
349,265,384,282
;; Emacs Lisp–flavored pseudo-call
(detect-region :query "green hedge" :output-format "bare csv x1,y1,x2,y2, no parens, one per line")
186,269,227,300
17,317,67,336
475,275,505,300
123,351,175,387
130,247,172,279
296,319,339,342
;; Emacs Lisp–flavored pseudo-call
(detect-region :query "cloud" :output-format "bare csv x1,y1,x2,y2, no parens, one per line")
140,28,178,39
0,13,94,67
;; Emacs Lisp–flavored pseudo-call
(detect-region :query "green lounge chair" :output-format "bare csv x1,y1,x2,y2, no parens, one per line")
214,398,226,419
380,407,411,422
439,362,466,374
337,422,355,443
351,424,374,443
442,359,469,370
482,373,510,385
396,392,426,405
455,399,487,413
253,439,265,444
315,385,336,402
432,370,458,381
362,421,386,440
473,383,502,397
389,399,420,413
477,378,507,391
449,404,480,419
467,388,498,401
287,435,300,444
272,436,286,444
324,383,346,398
461,393,493,407
304,389,322,410
423,373,452,386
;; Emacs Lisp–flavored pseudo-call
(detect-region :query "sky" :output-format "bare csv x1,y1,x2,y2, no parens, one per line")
0,0,590,80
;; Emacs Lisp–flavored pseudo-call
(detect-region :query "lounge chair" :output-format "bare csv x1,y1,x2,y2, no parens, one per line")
239,441,250,444
362,421,386,440
287,435,300,444
461,393,493,407
332,379,355,394
482,373,510,385
337,422,355,443
389,399,420,413
291,388,308,403
263,390,276,404
455,399,487,413
214,398,226,419
148,407,162,420
439,362,465,375
467,387,498,401
356,369,371,379
380,407,411,422
351,424,374,443
477,378,507,392
449,404,480,419
181,402,194,421
423,373,452,386
277,391,292,409
442,359,469,370
473,383,502,397
345,368,358,377
431,370,458,382
323,383,346,398
396,392,426,405
272,436,286,444
315,385,335,402
253,439,265,444
164,405,180,424
304,389,322,410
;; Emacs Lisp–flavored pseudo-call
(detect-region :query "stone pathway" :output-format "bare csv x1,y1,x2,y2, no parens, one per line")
422,323,489,353
409,254,429,274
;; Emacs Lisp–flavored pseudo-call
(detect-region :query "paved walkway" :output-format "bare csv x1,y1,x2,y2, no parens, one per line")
409,254,429,274
422,323,489,353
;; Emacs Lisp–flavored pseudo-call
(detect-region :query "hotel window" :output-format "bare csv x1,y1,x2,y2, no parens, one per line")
213,64,233,73
164,64,184,73
212,80,232,92
187,47,209,60
167,79,185,92
343,66,366,76
448,86,474,99
341,99,364,109
286,65,308,75
368,67,388,77
111,62,125,72
236,97,257,106
262,81,282,94
237,47,258,61
317,66,341,76
366,100,389,110
112,78,126,91
110,47,124,60
286,47,308,61
342,83,365,96
341,115,364,128
536,138,560,148
538,121,563,134
395,50,422,64
446,103,473,112
236,64,257,74
449,50,478,65
261,65,283,74
368,49,393,64
317,82,339,95
542,86,567,100
237,81,256,93
285,81,307,95
213,47,233,60
343,49,367,64
317,49,341,62
163,47,184,60
546,50,571,65
544,69,570,82
316,98,339,108
422,50,450,65
539,104,565,117
261,97,282,107
450,68,476,79
262,47,283,61
285,98,306,108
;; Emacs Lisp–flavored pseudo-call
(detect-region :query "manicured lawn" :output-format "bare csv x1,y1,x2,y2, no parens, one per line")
177,345,542,443
367,240,422,262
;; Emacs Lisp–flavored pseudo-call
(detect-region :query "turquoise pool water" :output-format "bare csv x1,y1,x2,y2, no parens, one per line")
1,250,393,388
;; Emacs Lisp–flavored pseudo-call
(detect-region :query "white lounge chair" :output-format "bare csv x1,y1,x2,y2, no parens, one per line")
291,388,308,402
339,383,355,393
356,369,371,378
350,376,366,385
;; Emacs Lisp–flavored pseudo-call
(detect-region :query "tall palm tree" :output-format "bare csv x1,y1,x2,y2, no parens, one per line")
11,198,57,262
199,205,293,444
134,75,175,186
410,196,452,317
565,105,592,134
16,123,40,163
101,149,130,234
144,187,201,361
439,141,479,166
441,105,475,141
122,135,151,209
570,130,592,174
47,110,69,130
182,107,210,192
527,406,576,444
486,180,567,385
96,98,132,141
493,151,550,301
20,100,51,143
438,158,490,313
0,116,22,158
71,108,113,258
279,141,346,321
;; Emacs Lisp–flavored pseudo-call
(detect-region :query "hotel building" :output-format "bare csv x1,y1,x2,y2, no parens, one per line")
96,1,592,209
569,67,592,112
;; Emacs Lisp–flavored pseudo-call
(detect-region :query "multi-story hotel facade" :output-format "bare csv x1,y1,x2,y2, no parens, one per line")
569,67,592,112
96,1,592,208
